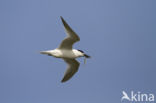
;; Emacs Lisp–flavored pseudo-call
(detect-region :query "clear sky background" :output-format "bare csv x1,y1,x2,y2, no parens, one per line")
0,0,156,103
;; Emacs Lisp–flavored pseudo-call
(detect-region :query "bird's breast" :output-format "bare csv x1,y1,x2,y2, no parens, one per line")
61,50,77,59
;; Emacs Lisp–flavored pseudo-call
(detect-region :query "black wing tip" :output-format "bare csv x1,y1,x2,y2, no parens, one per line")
61,80,65,83
60,16,67,26
60,16,63,19
60,16,65,22
61,79,68,83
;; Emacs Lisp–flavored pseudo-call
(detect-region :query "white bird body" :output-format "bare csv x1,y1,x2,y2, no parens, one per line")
40,49,84,59
40,17,90,82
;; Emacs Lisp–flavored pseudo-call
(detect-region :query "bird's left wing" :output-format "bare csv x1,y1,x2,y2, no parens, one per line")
61,58,80,82
58,17,80,50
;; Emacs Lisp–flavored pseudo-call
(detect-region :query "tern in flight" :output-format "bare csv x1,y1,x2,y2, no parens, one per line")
40,17,90,83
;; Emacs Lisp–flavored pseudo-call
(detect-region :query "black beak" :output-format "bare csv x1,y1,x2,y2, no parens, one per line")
84,54,91,58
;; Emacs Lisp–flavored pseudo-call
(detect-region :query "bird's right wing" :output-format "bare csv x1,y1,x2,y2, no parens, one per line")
58,17,80,50
61,58,80,82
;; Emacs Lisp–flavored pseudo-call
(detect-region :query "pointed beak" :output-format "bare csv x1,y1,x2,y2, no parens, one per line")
84,54,91,58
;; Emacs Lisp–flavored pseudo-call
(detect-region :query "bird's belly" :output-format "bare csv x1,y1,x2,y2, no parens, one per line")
61,50,77,59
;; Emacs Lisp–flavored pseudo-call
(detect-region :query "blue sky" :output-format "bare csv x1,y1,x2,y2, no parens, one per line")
0,0,156,103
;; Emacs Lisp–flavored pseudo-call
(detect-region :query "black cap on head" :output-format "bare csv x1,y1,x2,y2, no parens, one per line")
77,49,91,58
77,49,84,53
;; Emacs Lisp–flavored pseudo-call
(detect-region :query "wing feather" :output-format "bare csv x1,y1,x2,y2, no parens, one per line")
61,59,80,82
59,17,80,50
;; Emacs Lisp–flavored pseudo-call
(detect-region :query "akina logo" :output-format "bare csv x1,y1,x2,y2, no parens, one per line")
121,91,154,102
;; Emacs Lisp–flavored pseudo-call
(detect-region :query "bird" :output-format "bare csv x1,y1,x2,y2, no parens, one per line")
121,91,131,101
40,16,90,83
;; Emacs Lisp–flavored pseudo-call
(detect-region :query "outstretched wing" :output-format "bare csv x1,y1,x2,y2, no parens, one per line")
61,58,80,82
58,16,80,50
